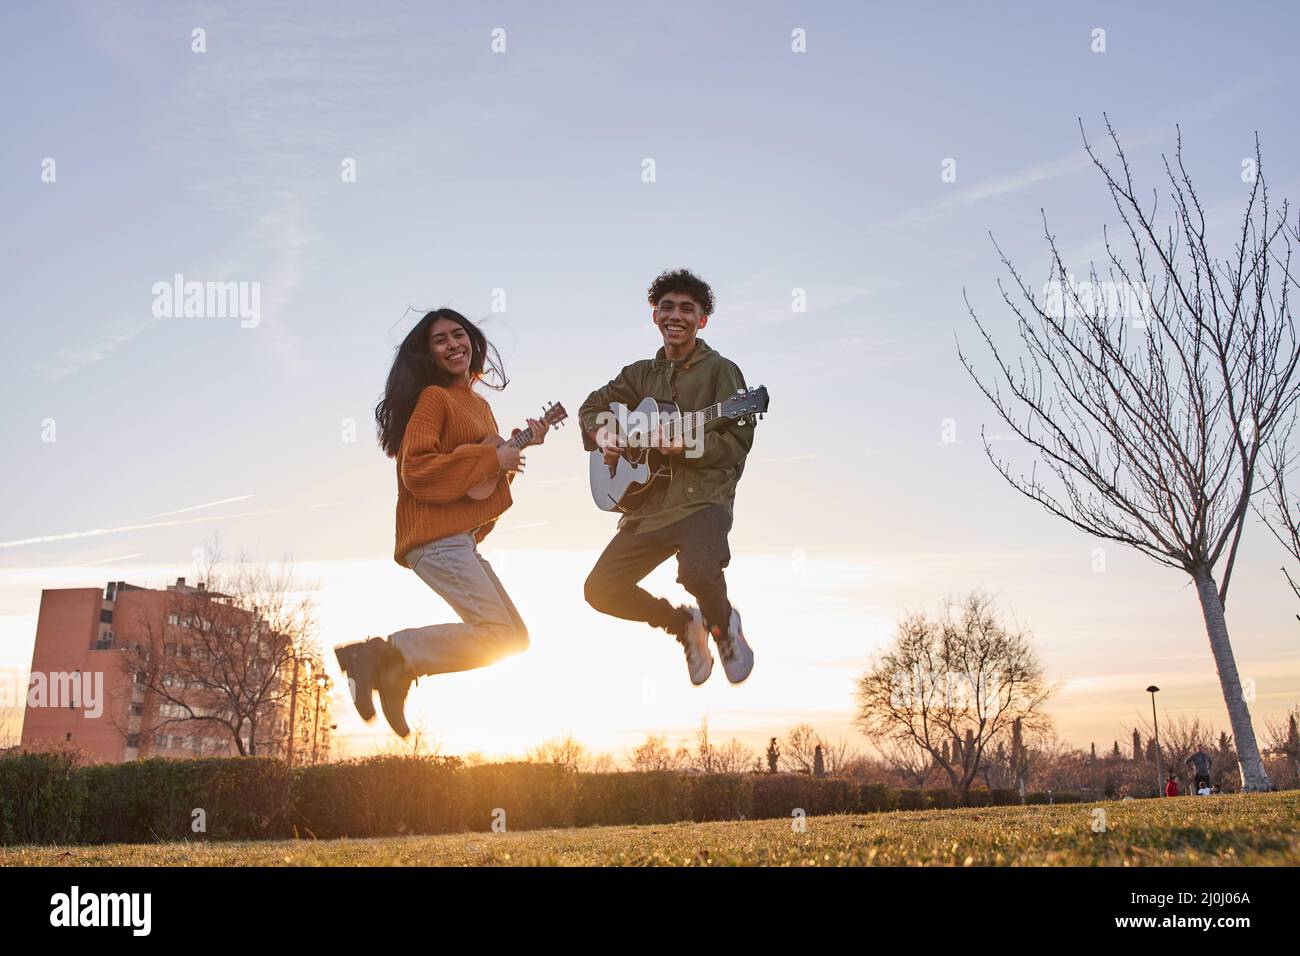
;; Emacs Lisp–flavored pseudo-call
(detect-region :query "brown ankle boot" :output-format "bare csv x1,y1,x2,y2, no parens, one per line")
371,637,414,738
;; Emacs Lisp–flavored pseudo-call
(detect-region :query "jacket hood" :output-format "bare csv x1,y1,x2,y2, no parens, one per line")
652,337,717,369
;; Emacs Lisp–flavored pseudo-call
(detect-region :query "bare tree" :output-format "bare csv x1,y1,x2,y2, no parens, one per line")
117,549,320,757
879,738,937,789
525,734,601,771
1264,704,1300,785
693,716,718,773
1255,424,1300,619
958,119,1300,790
714,738,756,774
626,733,680,772
855,591,1056,800
819,734,857,776
381,720,442,758
781,723,822,774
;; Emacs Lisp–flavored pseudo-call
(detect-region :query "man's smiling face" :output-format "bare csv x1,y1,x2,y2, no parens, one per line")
652,292,704,351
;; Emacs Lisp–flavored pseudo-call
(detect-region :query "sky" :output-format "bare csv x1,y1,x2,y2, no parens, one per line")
2,1,1298,764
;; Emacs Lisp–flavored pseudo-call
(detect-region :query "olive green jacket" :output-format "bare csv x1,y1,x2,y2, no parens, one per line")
579,338,754,533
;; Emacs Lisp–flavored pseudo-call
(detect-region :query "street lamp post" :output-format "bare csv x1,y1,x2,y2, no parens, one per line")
1146,685,1163,796
311,674,329,765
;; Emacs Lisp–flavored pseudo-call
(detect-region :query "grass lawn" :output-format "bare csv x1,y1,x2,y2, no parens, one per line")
3,790,1295,867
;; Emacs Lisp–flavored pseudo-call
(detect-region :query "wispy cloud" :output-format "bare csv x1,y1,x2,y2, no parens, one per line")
882,78,1273,233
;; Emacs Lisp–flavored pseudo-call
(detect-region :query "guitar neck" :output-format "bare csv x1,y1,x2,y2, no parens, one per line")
663,402,726,438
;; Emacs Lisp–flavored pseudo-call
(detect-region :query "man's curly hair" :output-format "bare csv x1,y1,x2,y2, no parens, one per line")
647,268,715,316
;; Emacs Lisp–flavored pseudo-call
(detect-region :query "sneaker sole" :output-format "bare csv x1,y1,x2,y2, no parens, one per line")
721,611,754,684
722,643,753,684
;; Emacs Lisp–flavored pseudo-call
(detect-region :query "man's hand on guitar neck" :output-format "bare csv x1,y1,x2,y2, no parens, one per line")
592,422,686,461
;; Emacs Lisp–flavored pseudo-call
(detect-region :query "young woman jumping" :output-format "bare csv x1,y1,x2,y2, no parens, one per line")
334,308,545,737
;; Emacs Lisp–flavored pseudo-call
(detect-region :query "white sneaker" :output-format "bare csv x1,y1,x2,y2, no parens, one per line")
713,607,753,684
675,606,713,685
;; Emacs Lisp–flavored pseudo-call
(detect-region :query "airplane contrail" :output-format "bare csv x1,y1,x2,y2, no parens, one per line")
86,552,146,565
138,494,255,520
0,508,290,549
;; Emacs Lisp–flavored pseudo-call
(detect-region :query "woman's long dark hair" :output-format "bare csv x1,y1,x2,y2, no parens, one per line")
375,308,508,458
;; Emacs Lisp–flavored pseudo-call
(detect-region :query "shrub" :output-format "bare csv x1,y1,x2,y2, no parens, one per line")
292,754,461,838
78,757,293,843
0,750,85,845
459,763,578,831
687,773,753,821
574,771,692,826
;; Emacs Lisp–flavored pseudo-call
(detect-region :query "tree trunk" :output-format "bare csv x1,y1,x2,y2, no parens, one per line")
1189,565,1271,791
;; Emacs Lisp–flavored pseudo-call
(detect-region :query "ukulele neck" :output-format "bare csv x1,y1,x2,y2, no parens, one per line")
506,425,534,449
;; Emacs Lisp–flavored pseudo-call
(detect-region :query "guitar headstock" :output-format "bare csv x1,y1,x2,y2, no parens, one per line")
720,385,769,426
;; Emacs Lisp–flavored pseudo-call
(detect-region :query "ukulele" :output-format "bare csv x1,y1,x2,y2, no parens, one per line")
466,401,568,500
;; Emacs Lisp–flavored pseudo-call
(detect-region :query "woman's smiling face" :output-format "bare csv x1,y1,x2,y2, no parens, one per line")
428,317,473,377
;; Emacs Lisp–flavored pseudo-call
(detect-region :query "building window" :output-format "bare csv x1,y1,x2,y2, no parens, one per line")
134,670,146,685
130,702,143,715
126,734,140,748
167,613,179,626
100,609,113,623
65,733,72,741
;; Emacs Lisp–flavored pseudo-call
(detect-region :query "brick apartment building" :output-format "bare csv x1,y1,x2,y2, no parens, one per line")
20,577,331,764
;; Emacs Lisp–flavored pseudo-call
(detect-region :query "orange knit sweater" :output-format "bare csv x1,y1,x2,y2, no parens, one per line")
393,381,513,565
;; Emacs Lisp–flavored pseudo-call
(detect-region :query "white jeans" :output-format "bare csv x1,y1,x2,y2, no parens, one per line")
388,532,529,676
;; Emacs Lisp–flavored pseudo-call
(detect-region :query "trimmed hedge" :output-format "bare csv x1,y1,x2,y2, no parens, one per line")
0,750,84,844
0,750,1104,846
79,757,293,842
292,755,462,838
575,771,693,826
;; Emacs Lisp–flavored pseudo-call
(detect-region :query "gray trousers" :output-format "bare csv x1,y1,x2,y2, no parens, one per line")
389,531,529,677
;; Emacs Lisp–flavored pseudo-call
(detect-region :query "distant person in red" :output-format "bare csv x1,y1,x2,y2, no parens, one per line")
1165,774,1180,797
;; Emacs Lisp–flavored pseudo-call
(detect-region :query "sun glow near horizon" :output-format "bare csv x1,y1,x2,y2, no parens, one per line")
3,547,1296,764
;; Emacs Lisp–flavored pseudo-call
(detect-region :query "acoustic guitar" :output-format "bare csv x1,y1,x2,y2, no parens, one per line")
588,386,769,512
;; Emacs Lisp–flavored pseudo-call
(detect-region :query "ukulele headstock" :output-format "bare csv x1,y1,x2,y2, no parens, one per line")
542,401,568,430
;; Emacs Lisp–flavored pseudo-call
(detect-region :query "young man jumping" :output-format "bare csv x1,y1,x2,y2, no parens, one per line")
580,268,755,685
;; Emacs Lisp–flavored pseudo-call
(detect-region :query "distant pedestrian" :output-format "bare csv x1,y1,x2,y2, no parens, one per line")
1185,750,1212,793
1165,774,1180,797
